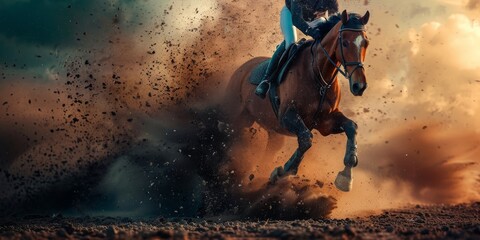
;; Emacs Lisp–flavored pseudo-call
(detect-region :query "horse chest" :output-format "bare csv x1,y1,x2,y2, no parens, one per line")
313,86,340,113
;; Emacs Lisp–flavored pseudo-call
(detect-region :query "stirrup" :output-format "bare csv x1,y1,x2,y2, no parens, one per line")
255,80,270,98
259,79,270,85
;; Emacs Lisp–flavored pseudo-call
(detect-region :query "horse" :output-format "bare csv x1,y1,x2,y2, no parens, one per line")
222,10,370,192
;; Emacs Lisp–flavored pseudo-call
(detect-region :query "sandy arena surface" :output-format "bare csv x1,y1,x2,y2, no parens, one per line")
1,202,479,240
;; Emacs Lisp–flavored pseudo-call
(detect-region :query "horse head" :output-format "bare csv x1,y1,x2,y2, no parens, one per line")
335,10,370,96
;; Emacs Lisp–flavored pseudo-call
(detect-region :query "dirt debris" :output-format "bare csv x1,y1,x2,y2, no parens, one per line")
1,202,479,239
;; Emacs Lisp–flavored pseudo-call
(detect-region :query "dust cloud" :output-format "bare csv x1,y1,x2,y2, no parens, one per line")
0,0,479,219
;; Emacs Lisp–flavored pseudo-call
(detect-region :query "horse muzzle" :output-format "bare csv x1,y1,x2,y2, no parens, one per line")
351,82,367,96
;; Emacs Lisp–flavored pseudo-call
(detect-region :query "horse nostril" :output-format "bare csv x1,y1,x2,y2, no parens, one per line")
353,83,361,92
352,82,366,95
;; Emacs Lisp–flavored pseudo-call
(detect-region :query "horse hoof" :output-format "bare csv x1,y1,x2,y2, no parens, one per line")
334,170,353,192
269,166,285,184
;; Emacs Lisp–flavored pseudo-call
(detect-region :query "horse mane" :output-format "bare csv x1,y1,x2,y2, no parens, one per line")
317,12,364,40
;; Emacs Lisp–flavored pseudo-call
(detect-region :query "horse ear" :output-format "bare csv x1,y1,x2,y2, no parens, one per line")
341,10,349,24
361,11,370,25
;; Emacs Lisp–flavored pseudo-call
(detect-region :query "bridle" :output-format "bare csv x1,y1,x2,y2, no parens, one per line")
311,25,366,88
310,23,366,117
335,27,366,78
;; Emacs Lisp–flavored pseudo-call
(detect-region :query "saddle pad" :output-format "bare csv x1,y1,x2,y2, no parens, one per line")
248,39,309,86
248,59,270,85
275,39,309,85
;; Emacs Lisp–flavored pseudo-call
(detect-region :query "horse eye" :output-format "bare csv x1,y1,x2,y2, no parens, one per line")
342,41,349,48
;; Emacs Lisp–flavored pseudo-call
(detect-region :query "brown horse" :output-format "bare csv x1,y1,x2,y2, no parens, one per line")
222,10,370,192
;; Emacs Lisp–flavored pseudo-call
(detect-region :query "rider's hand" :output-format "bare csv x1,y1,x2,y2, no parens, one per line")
306,27,322,39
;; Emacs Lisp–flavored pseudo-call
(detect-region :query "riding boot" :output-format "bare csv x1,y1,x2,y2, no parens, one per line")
255,41,287,99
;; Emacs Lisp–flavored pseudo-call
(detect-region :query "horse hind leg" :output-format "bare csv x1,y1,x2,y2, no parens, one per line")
270,107,313,183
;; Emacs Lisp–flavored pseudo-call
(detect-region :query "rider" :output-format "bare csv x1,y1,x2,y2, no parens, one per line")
255,0,340,98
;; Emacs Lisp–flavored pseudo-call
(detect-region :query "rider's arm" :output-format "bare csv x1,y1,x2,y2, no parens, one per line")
290,0,311,35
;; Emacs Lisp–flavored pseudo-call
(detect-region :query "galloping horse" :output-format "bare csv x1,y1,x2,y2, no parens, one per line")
223,10,370,191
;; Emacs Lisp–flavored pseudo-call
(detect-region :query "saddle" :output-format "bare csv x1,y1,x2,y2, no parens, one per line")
249,39,310,117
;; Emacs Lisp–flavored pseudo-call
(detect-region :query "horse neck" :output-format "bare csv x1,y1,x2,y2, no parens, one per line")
315,23,342,84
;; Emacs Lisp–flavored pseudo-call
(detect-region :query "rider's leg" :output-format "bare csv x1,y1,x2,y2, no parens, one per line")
255,6,297,99
255,42,286,98
280,6,297,48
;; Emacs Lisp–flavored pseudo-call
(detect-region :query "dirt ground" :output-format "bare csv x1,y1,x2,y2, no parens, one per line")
1,202,479,240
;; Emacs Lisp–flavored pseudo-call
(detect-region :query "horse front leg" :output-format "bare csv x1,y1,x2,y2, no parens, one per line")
336,117,359,192
269,107,313,183
318,111,359,192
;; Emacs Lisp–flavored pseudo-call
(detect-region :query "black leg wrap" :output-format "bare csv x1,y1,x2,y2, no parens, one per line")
281,108,312,174
284,130,313,173
298,130,313,152
343,121,358,139
281,107,309,135
343,120,358,167
283,150,301,174
344,142,358,167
